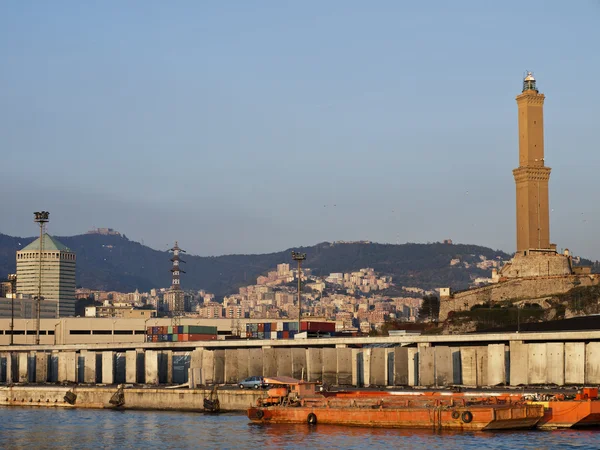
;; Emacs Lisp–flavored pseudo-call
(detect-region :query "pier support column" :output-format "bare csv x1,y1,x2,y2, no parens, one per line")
236,349,249,380
125,350,137,384
213,350,225,384
337,347,352,386
84,351,96,384
35,352,48,383
164,351,173,384
145,350,159,385
18,353,28,383
102,351,115,385
5,353,13,383
58,351,77,383
565,342,585,385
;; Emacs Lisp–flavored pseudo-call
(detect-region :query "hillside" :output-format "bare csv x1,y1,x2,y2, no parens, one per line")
0,232,511,297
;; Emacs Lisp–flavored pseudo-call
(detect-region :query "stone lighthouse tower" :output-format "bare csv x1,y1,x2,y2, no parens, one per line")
513,72,552,253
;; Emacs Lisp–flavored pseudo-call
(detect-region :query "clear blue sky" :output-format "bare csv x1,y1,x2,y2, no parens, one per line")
1,1,599,258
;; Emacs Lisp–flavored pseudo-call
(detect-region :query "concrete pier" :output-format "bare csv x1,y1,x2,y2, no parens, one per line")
18,353,28,383
4,334,600,391
125,350,137,383
35,352,48,383
145,350,159,385
102,351,115,384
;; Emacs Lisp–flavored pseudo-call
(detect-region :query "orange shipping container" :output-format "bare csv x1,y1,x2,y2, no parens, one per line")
187,334,217,341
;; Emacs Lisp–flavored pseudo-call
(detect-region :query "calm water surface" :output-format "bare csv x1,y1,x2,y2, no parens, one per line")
1,407,599,449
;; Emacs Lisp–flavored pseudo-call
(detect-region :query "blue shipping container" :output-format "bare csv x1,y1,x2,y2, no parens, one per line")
264,323,271,333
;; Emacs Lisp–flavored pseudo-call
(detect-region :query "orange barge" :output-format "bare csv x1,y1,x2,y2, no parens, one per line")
247,378,543,431
526,388,600,429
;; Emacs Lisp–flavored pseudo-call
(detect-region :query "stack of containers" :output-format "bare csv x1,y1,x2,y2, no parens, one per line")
245,321,299,339
146,325,218,342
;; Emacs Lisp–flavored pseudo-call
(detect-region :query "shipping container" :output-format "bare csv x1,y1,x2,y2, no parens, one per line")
152,326,159,335
172,334,179,342
301,321,336,332
182,325,218,335
257,332,264,339
178,326,184,334
258,323,264,332
270,331,277,340
282,331,289,339
264,323,271,333
187,333,217,341
289,322,299,331
276,322,283,332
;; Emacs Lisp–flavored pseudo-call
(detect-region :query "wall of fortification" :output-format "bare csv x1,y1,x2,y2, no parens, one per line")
439,274,600,320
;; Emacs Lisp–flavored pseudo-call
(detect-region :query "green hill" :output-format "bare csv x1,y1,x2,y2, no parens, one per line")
0,232,511,297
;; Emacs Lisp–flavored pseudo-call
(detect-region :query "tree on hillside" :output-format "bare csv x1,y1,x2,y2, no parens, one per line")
418,294,440,323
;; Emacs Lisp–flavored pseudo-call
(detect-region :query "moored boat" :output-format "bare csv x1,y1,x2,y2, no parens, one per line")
526,388,600,429
247,377,543,431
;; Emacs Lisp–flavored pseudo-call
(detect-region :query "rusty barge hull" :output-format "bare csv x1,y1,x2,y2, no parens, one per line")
532,401,600,429
248,404,543,431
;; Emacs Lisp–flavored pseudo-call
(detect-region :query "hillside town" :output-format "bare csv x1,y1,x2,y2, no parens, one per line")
75,262,426,333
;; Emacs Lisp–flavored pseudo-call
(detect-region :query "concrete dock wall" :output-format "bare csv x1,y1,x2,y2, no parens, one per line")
3,341,600,389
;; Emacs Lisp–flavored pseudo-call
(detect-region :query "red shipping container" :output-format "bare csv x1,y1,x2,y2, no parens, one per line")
301,321,335,332
181,333,189,341
152,335,158,342
257,323,264,332
282,331,289,339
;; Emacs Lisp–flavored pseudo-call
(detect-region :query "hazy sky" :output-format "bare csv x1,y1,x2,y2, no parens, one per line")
1,1,599,258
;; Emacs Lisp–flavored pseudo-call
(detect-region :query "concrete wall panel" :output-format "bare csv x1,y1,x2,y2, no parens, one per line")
565,342,585,385
322,348,337,385
275,348,292,377
248,349,263,378
18,353,28,383
236,349,249,380
224,349,238,384
586,342,600,384
476,347,488,387
418,346,435,386
262,348,277,378
408,348,418,387
528,343,547,385
306,348,322,382
460,347,477,386
434,346,452,387
201,350,215,385
394,347,409,386
213,350,225,384
370,348,386,387
487,344,506,386
291,348,306,380
509,342,528,386
337,348,352,386
546,342,564,385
